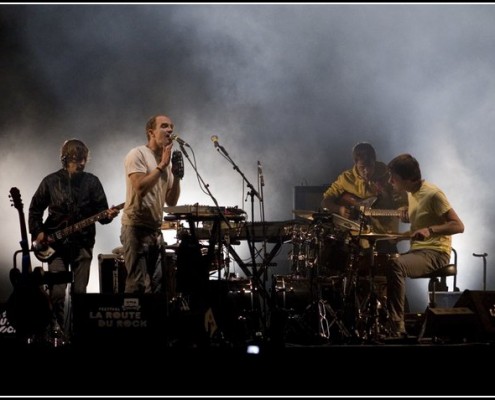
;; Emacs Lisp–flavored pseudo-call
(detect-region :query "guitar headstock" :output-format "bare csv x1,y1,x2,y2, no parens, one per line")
9,187,23,211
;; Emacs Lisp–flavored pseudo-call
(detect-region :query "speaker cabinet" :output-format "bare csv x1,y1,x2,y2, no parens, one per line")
419,306,479,342
455,290,495,340
98,254,127,294
293,185,329,212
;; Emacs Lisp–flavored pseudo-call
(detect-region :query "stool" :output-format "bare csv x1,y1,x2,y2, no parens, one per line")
416,248,459,308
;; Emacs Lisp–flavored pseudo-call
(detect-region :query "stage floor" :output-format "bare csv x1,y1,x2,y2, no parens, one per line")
2,292,494,396
1,331,494,396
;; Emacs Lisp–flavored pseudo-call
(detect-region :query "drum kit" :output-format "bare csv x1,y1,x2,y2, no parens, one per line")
275,209,410,343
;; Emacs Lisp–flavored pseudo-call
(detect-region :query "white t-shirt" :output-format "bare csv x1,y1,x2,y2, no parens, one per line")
121,145,174,230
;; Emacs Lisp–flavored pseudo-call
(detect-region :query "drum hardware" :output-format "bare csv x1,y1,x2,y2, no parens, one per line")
288,225,318,276
301,220,353,342
352,237,398,342
328,210,386,342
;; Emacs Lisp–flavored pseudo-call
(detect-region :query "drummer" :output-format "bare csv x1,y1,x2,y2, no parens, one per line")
321,142,408,255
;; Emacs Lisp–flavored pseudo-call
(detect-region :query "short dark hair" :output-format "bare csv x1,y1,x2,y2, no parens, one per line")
60,139,89,166
352,142,376,164
388,153,422,181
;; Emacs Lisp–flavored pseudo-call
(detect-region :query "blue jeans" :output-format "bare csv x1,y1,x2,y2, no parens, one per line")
48,246,92,331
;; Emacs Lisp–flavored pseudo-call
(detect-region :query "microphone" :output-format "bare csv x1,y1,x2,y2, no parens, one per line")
170,133,188,146
258,160,264,187
211,135,220,149
211,135,229,155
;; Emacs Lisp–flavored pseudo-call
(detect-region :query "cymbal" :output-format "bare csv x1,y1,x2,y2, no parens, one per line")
292,209,316,220
350,231,410,240
331,213,361,231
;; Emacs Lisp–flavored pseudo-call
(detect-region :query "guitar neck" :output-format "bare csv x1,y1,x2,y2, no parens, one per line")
364,209,401,217
48,203,124,242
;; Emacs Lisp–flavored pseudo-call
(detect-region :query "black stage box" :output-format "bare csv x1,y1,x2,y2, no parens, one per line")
455,290,495,340
72,293,168,347
418,306,479,342
98,253,127,294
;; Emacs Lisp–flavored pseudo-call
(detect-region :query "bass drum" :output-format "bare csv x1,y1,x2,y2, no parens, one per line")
272,275,311,315
317,235,353,276
208,278,254,345
271,275,341,315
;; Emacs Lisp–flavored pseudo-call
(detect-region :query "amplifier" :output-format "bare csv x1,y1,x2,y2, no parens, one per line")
293,185,329,211
98,254,127,294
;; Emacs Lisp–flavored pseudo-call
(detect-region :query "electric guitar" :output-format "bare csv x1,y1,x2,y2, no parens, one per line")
339,192,402,218
7,187,52,336
33,202,125,262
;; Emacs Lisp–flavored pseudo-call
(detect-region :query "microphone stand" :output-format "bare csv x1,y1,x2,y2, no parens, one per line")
214,144,269,337
177,143,233,278
257,163,268,302
174,142,235,343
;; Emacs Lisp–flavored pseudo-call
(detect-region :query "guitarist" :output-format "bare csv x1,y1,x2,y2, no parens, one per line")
320,142,409,335
322,142,408,248
319,141,408,287
28,139,121,342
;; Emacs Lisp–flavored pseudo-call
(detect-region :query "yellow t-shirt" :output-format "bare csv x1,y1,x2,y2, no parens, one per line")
409,180,452,256
322,161,407,234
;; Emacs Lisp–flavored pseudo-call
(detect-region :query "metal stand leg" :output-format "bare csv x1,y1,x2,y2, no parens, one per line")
473,253,488,291
359,241,390,343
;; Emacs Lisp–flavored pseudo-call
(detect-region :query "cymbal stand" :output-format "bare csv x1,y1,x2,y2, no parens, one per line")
339,211,370,341
360,237,387,342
